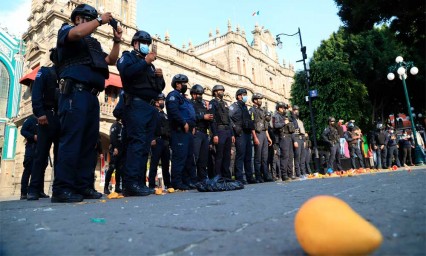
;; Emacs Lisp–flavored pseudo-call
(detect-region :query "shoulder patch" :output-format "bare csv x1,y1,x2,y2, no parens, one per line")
61,24,72,31
36,71,42,78
119,56,124,64
229,105,234,111
169,96,175,101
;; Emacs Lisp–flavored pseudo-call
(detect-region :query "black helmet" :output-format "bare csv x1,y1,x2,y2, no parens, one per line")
276,102,286,110
190,84,204,94
328,117,336,122
266,111,272,117
235,88,247,98
293,105,300,110
212,85,225,93
347,122,355,129
377,123,384,130
131,30,152,46
252,93,263,102
156,93,165,101
171,74,189,88
71,4,98,23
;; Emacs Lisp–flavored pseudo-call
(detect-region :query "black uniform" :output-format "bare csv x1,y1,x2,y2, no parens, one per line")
290,114,307,177
191,99,214,181
20,116,38,198
272,111,294,180
322,125,343,171
250,106,272,181
387,131,401,167
267,125,281,180
345,129,365,169
148,109,171,188
28,66,60,198
304,135,312,173
230,101,255,182
209,98,233,178
104,121,123,193
373,129,389,169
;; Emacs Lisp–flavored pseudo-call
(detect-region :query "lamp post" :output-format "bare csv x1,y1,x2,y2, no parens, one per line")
276,27,320,172
387,56,425,165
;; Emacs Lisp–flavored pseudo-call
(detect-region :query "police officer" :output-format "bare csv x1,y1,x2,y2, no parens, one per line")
27,49,60,200
267,112,281,180
52,4,122,203
290,105,307,178
148,93,172,189
322,117,343,173
166,74,197,190
209,85,235,178
386,127,401,168
112,90,127,183
20,115,38,200
345,122,366,170
190,84,214,181
117,30,165,196
249,93,273,182
273,102,294,181
304,133,312,174
372,123,389,169
230,89,259,183
104,118,123,194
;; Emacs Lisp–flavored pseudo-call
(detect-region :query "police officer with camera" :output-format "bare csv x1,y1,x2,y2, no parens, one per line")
166,74,197,190
117,30,165,196
190,84,214,181
273,102,294,181
53,4,122,203
27,49,60,200
322,117,343,173
209,85,235,178
249,93,273,182
230,89,259,184
148,93,172,189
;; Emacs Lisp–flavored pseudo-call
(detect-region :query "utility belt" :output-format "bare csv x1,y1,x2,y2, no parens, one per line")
280,133,292,138
217,124,231,130
124,93,155,106
59,79,99,96
44,107,58,115
195,127,208,134
173,124,195,132
294,134,305,140
156,135,170,141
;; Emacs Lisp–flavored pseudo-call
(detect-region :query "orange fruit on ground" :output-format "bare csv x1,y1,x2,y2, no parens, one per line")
295,195,383,256
155,188,163,195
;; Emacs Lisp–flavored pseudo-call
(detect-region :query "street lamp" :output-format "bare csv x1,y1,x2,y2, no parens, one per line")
387,56,425,165
276,27,320,172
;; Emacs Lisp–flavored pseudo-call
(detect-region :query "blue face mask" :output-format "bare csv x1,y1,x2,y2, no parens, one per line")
139,43,149,55
242,95,248,103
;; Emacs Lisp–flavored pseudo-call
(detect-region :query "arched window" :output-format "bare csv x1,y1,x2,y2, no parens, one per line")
243,60,246,75
237,57,241,74
0,61,10,117
269,77,273,87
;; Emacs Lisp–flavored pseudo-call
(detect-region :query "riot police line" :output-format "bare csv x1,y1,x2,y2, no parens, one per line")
20,3,317,203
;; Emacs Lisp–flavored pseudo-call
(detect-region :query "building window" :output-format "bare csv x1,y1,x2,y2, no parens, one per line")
252,68,255,82
0,61,10,118
121,0,128,24
243,60,246,76
237,57,241,74
269,77,273,87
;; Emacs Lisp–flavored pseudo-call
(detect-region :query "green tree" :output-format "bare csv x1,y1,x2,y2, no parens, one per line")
291,61,371,142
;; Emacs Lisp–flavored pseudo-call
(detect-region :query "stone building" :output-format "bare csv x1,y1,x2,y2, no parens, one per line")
0,0,294,197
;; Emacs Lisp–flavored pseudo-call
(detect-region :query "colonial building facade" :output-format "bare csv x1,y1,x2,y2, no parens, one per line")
0,0,294,197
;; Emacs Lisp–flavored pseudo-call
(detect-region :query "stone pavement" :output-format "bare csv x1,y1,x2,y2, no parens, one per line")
1,168,425,255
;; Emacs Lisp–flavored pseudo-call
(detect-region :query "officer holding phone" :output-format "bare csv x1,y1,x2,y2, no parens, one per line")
117,30,165,196
52,4,122,203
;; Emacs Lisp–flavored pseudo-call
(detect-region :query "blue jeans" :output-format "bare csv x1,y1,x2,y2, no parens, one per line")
53,90,99,193
122,99,158,187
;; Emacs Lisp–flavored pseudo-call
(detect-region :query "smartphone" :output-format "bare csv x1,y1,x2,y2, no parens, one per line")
152,43,157,54
109,18,118,31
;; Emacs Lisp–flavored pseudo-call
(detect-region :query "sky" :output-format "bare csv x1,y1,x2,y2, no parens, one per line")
0,0,342,71
135,0,343,70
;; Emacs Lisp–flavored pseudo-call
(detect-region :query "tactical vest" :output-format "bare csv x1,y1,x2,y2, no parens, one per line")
252,107,267,132
58,33,109,79
376,132,386,145
232,102,252,131
121,51,162,93
192,99,209,131
327,126,340,143
158,111,171,138
213,99,230,126
179,98,196,124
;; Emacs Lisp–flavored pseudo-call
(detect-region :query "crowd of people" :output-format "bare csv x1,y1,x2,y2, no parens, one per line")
18,4,426,203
